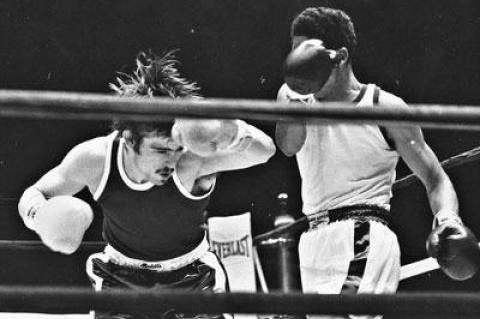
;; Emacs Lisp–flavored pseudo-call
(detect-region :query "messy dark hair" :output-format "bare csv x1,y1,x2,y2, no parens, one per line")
291,7,357,62
110,50,201,152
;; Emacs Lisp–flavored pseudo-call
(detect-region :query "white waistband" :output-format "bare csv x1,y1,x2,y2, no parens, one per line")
104,237,209,272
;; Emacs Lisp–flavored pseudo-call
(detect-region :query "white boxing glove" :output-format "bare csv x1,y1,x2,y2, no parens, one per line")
20,193,93,254
172,119,251,157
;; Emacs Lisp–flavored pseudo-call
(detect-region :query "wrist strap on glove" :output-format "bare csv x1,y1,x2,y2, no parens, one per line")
19,189,47,231
433,210,463,229
222,120,252,152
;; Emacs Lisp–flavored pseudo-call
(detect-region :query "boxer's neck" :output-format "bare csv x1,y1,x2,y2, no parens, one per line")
314,65,362,103
122,145,148,184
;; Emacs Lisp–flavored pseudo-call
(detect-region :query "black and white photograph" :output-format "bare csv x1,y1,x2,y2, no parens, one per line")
0,0,480,318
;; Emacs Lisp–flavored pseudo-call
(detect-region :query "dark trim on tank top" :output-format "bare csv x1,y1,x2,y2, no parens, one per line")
373,86,396,150
352,84,367,103
117,136,214,200
93,131,118,201
117,138,154,191
172,171,216,201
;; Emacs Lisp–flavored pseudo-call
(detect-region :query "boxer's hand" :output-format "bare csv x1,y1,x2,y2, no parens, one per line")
426,222,480,280
34,196,94,255
172,119,238,157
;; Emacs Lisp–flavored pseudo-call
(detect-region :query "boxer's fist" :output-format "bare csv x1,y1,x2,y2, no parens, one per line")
427,222,480,280
172,119,238,157
35,196,94,254
283,39,339,95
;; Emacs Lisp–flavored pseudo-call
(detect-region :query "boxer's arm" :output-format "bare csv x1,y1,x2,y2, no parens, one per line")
18,139,102,253
19,139,100,201
173,119,275,175
275,84,307,157
276,122,306,157
380,93,480,280
382,93,458,217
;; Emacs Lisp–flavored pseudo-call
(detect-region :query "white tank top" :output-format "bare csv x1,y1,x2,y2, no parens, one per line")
294,84,399,214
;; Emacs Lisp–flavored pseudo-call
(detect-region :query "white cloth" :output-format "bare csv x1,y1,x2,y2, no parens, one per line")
208,212,256,292
208,213,256,319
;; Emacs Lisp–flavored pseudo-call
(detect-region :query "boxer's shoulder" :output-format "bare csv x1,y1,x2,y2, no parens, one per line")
376,88,406,108
61,135,111,189
67,136,109,167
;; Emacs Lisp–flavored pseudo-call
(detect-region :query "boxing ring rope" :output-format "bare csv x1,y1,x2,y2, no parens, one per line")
2,89,480,315
0,287,480,316
1,89,480,130
393,145,480,190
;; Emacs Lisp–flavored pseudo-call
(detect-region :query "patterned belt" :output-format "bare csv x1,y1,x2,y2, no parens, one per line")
306,204,391,231
104,236,209,272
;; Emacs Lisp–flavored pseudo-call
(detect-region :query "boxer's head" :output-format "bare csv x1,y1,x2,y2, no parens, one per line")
121,129,184,185
286,7,357,95
111,50,200,153
283,39,342,95
290,6,357,60
110,51,195,185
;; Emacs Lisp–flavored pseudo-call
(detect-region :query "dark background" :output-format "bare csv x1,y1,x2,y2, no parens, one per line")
0,0,480,316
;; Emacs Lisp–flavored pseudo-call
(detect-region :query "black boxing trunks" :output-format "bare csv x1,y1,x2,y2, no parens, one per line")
86,242,228,319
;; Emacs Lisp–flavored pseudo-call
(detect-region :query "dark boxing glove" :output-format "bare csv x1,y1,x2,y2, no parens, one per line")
426,213,480,280
283,39,340,95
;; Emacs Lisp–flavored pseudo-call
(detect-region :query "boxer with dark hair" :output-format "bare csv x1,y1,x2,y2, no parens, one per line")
276,7,459,319
18,50,276,319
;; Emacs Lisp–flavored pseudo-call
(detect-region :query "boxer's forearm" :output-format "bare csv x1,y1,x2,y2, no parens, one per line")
173,119,274,158
427,171,459,220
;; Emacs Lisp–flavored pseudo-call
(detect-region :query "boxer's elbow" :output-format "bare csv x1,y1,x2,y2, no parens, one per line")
276,138,303,157
275,123,305,157
278,143,300,157
262,138,277,161
250,137,276,164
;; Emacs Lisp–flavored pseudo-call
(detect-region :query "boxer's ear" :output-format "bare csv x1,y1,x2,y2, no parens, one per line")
332,47,349,66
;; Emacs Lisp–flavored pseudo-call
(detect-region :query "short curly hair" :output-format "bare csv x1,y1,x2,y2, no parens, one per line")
110,50,200,152
291,7,357,62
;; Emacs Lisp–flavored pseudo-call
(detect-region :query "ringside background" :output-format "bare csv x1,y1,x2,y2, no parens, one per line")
0,1,480,315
